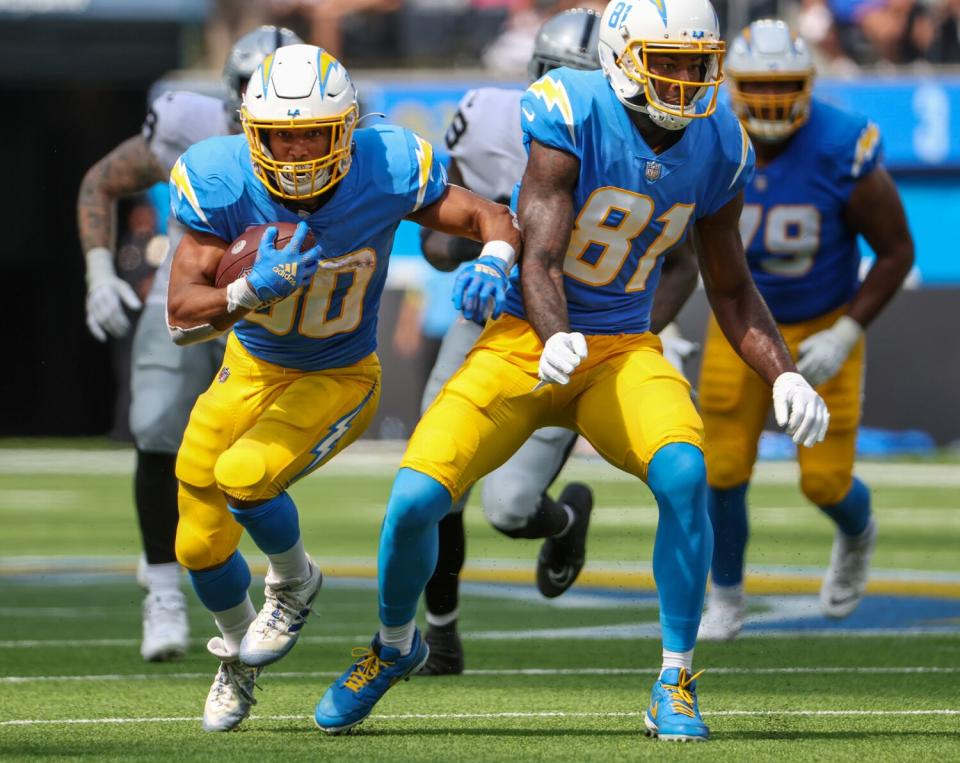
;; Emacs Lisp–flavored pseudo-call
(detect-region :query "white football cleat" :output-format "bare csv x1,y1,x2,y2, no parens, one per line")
203,637,260,732
239,559,322,667
140,590,189,662
820,519,878,619
697,587,746,642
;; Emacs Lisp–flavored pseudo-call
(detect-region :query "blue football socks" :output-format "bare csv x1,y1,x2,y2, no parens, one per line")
819,477,871,537
229,491,301,555
378,468,452,626
646,443,713,653
708,483,749,587
189,551,252,612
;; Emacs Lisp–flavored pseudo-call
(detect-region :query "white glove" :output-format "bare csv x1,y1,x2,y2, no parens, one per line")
796,315,862,388
84,247,142,342
658,322,699,375
538,331,588,386
772,371,831,448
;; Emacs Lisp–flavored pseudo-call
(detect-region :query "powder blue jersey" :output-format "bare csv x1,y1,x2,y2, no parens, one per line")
742,99,882,324
170,127,446,371
505,68,755,335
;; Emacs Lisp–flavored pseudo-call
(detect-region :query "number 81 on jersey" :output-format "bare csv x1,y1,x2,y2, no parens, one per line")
563,186,694,292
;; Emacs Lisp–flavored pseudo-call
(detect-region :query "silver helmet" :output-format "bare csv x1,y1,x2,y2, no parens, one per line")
527,8,602,82
223,25,304,120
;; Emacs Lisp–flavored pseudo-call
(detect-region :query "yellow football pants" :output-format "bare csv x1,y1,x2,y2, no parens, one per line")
175,333,381,571
699,306,864,506
401,315,703,501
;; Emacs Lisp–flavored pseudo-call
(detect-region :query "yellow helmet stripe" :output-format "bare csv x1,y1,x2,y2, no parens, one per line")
260,53,274,98
317,49,339,98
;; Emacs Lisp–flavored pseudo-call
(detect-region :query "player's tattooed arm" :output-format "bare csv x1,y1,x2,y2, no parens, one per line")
844,166,914,328
649,230,699,334
77,135,166,253
516,140,579,342
407,183,519,258
419,159,484,271
696,192,797,385
167,229,246,341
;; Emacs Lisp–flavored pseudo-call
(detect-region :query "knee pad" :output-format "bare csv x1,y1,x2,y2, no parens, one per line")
800,470,851,507
176,483,241,571
385,468,452,535
482,477,540,531
215,442,270,498
175,520,239,571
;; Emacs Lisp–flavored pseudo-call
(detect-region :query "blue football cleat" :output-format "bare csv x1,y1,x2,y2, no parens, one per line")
314,629,429,735
643,667,709,742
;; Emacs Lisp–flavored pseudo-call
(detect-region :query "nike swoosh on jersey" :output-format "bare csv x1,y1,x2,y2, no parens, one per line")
522,107,536,122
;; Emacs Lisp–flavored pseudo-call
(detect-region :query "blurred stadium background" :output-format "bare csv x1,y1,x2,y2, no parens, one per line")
0,0,957,757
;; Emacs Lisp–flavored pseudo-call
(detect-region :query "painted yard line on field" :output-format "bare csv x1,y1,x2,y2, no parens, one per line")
2,448,958,486
2,709,959,727
4,666,959,685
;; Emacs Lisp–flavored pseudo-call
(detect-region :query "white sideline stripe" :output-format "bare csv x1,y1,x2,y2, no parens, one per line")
2,709,959,726
3,666,958,684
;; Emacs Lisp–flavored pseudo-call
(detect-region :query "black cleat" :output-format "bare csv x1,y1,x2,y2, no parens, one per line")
417,622,464,676
536,483,594,598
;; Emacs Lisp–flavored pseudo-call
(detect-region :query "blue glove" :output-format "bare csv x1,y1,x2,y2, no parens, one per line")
452,255,510,324
246,222,321,305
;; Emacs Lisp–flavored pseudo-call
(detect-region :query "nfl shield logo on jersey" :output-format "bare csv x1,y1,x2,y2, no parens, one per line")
645,161,662,182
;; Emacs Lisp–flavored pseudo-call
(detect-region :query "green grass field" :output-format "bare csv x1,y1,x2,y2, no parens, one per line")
1,444,959,761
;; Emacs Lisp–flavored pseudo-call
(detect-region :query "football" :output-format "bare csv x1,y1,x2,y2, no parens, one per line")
214,222,316,288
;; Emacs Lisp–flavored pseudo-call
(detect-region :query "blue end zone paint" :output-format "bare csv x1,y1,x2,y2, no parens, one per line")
3,568,959,636
743,594,960,634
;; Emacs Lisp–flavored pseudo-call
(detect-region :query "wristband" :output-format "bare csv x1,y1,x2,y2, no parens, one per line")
479,240,517,272
226,276,262,313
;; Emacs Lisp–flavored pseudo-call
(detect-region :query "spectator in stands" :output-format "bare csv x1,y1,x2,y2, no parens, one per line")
269,0,402,58
205,0,272,70
799,0,942,66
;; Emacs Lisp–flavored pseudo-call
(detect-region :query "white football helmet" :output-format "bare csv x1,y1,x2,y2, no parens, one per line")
727,20,815,142
241,44,358,201
598,0,725,130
